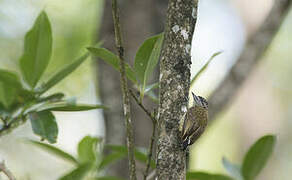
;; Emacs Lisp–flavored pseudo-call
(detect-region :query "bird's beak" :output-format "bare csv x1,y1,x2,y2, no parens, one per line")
192,92,201,106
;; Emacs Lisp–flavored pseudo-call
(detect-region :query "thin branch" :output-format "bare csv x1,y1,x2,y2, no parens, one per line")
0,116,27,137
208,0,292,122
111,0,136,179
0,161,16,180
129,89,156,124
128,89,157,179
144,120,156,180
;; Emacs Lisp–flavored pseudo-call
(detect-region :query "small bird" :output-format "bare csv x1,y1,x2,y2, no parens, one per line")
181,92,208,150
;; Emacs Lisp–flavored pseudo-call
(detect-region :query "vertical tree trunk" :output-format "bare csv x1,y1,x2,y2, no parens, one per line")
95,0,167,178
156,0,198,179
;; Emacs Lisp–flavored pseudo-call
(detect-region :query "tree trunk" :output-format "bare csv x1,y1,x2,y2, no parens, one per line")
156,0,198,179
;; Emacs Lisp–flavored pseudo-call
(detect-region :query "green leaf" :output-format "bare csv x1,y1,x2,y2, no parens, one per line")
143,34,163,87
50,104,107,111
29,140,78,165
0,70,23,109
29,111,58,143
19,11,53,88
186,172,233,180
0,69,22,89
40,53,89,93
95,177,125,180
37,102,107,112
59,163,92,180
17,89,36,103
241,135,276,180
87,47,137,84
222,157,243,180
190,51,222,88
98,152,126,170
134,34,163,84
105,145,155,168
134,33,163,100
78,136,101,164
0,82,17,109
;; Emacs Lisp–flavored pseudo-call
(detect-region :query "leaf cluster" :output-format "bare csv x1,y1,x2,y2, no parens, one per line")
0,11,105,143
88,33,164,103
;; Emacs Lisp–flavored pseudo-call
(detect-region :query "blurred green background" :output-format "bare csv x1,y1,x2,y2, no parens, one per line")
0,0,292,179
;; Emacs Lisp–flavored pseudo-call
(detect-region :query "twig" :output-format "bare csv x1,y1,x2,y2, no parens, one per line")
111,0,136,179
208,0,292,122
144,120,156,180
128,89,157,179
0,116,27,137
0,161,16,180
129,89,156,124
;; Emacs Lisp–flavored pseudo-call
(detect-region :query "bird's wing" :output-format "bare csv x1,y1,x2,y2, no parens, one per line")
182,107,199,140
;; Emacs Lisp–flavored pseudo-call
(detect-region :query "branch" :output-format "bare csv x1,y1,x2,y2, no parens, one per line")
208,0,292,121
129,89,156,124
128,89,157,179
111,0,136,179
144,120,156,180
0,116,27,137
156,0,198,179
0,161,16,180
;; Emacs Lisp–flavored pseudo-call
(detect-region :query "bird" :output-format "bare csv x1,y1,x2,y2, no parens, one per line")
181,92,208,150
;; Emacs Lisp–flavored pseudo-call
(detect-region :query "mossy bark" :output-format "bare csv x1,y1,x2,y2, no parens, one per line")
156,0,198,179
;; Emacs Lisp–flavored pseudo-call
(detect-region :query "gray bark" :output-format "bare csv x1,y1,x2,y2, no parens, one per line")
156,0,198,179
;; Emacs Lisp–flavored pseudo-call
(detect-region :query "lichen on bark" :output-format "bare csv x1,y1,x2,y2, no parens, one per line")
156,0,198,179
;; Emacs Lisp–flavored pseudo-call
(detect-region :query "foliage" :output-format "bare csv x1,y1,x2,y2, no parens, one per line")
187,135,276,180
19,11,52,88
29,135,152,180
241,135,276,180
88,35,221,104
0,11,105,143
133,33,164,101
88,33,164,103
29,134,275,179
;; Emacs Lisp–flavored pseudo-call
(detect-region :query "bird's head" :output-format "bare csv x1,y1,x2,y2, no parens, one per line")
192,92,208,109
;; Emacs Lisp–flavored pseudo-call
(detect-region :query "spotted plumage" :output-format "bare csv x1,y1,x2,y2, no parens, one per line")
181,93,208,150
